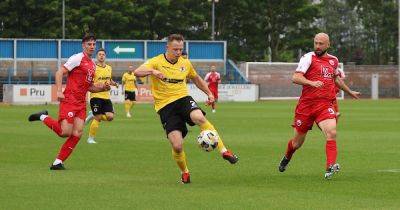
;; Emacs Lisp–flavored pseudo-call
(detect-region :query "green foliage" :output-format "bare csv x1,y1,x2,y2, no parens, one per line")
0,0,397,64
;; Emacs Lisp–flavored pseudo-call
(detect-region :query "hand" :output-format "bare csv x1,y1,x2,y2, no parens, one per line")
310,81,323,88
207,93,215,104
349,90,361,99
110,81,119,88
152,70,165,80
103,81,111,91
57,91,65,101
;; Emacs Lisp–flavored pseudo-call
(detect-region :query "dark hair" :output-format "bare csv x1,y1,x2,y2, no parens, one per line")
97,48,106,54
167,34,184,43
82,32,96,43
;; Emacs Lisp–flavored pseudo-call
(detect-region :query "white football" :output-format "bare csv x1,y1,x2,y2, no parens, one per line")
197,130,219,152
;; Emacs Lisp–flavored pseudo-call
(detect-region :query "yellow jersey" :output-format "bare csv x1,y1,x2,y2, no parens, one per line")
142,54,198,112
122,72,137,92
90,64,112,99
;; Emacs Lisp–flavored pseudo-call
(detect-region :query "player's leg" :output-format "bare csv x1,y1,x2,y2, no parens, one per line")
168,130,190,184
28,106,73,137
159,103,190,183
318,118,340,179
88,115,102,144
279,104,313,172
87,99,103,144
189,109,238,164
279,129,307,172
51,117,85,170
103,99,115,122
124,91,135,118
211,90,218,113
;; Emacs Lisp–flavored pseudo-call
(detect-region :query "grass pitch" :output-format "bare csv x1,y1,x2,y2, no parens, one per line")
1,100,399,209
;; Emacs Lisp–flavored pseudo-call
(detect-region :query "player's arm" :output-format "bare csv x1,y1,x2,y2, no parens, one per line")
335,77,360,99
191,75,215,103
134,65,164,79
88,82,111,93
292,72,323,88
55,66,69,101
110,79,118,88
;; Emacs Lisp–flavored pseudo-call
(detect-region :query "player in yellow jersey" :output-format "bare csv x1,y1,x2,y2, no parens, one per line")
134,34,238,184
85,48,118,144
122,65,137,118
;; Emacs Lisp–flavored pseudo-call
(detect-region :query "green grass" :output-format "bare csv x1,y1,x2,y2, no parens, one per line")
1,100,399,209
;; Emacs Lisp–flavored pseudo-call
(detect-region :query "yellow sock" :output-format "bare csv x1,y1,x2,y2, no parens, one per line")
199,120,227,153
100,115,107,121
172,149,189,173
89,119,100,138
124,101,131,114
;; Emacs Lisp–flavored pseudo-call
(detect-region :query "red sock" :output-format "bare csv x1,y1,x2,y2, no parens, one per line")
43,117,62,137
57,135,81,161
285,139,296,160
326,140,337,169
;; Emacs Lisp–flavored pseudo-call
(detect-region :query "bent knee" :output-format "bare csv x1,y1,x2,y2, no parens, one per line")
192,115,207,125
72,130,83,137
326,129,337,139
172,144,183,153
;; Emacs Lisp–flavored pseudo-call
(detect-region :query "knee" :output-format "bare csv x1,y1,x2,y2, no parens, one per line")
59,132,70,138
292,140,303,149
106,114,114,121
172,143,183,153
192,115,207,125
72,129,83,138
326,129,337,139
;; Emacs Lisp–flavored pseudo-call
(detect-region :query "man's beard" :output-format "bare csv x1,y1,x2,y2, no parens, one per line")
315,49,327,57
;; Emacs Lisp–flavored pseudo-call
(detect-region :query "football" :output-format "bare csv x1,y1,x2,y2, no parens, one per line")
197,130,219,152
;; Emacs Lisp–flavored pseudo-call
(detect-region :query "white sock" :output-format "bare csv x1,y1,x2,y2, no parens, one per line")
53,159,62,165
40,115,48,121
220,147,227,154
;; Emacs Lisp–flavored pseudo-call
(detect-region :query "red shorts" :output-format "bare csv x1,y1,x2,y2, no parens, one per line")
332,99,339,113
292,100,337,134
58,101,87,124
210,89,218,100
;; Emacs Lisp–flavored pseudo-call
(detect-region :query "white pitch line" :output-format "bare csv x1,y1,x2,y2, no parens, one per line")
377,169,400,173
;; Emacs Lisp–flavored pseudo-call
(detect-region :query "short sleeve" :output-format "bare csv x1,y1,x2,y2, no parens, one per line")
142,57,158,70
295,53,312,74
204,73,210,81
64,53,83,71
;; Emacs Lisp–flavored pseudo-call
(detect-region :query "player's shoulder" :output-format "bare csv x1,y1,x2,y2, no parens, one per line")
68,52,84,62
326,53,339,62
300,52,315,60
152,54,165,61
105,64,112,71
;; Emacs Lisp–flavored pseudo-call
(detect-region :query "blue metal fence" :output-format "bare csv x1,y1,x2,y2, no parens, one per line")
0,39,247,85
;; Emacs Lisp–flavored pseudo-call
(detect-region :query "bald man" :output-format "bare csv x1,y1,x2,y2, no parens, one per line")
278,33,360,179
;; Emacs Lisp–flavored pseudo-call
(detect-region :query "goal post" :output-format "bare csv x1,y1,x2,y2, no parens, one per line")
244,62,344,100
